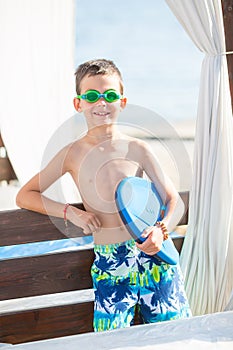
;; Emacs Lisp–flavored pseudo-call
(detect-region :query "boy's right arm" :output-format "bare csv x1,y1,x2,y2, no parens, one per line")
16,146,101,234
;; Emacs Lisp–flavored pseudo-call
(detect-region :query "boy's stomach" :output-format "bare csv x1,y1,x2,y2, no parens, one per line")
93,225,132,245
87,209,132,245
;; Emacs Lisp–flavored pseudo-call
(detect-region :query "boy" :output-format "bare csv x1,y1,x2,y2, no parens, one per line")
16,58,191,331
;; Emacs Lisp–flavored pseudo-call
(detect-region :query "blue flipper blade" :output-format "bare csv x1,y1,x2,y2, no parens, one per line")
115,177,179,265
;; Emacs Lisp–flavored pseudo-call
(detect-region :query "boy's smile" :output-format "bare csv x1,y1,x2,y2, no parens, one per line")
92,107,111,124
93,111,110,118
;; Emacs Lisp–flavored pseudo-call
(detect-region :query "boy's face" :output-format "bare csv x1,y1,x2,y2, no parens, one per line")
73,74,127,128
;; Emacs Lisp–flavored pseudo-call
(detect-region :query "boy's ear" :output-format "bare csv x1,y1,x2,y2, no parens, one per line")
120,97,127,110
73,97,82,112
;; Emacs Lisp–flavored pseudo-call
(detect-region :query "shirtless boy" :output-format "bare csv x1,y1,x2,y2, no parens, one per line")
16,58,191,331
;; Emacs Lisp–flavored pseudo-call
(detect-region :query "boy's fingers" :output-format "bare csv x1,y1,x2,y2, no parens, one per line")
83,228,90,235
86,213,101,227
136,231,161,255
136,240,157,255
83,224,95,234
93,217,101,228
87,222,101,234
88,224,97,233
136,234,152,249
88,218,101,231
141,226,153,238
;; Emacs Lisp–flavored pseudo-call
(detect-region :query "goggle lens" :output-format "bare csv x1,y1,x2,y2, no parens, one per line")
77,89,122,103
85,90,100,102
105,90,119,102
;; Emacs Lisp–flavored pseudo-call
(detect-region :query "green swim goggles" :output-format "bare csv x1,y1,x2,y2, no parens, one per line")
77,89,123,103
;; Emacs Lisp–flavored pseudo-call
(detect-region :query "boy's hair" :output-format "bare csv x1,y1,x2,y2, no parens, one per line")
74,59,124,95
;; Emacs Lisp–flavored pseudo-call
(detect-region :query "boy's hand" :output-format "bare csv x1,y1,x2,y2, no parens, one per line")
135,226,164,255
66,206,101,234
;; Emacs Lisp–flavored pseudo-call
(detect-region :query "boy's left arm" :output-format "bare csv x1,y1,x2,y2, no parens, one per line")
135,141,184,256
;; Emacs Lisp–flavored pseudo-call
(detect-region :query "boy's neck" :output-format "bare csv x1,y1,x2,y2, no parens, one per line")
86,125,120,140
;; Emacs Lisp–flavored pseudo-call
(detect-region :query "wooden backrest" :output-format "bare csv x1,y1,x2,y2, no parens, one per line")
0,203,85,246
0,203,94,301
0,194,189,246
0,249,94,301
0,192,189,344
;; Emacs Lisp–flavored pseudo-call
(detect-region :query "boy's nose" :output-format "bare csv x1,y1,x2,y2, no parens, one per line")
96,98,107,105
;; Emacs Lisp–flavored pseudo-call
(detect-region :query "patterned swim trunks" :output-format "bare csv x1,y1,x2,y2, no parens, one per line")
91,239,191,332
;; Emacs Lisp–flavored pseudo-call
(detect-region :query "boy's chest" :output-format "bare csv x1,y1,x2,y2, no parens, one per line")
73,142,143,204
78,141,140,175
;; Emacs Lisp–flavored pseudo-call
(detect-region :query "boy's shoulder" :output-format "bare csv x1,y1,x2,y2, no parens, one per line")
64,136,91,152
121,133,151,150
58,137,89,162
118,134,153,165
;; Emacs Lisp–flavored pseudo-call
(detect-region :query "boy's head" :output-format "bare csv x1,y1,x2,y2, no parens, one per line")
74,59,124,95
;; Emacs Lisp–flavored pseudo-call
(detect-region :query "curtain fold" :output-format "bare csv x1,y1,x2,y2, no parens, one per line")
166,0,233,315
0,0,75,186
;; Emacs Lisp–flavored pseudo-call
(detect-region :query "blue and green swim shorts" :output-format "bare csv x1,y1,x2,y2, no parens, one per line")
91,239,191,332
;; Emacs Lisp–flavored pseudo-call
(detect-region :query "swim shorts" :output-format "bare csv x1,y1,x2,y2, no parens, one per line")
91,239,191,332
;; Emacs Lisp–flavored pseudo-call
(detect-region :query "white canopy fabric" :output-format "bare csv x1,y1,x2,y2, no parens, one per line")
165,0,233,315
0,0,75,186
225,290,233,311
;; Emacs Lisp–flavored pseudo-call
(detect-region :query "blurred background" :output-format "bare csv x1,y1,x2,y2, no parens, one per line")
74,0,203,121
0,0,203,210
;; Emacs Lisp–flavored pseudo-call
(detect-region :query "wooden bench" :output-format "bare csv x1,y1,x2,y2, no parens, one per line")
0,193,189,345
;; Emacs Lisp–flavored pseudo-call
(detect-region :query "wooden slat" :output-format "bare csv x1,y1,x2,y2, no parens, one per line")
0,133,4,147
179,191,189,225
0,203,86,246
0,193,189,247
172,235,185,253
0,301,94,344
0,133,17,182
0,158,17,182
0,249,94,301
0,235,186,302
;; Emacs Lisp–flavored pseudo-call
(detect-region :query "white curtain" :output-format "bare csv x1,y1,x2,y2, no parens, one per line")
165,0,233,315
0,0,75,187
225,290,233,311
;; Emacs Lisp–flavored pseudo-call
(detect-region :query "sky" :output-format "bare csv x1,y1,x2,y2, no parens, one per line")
74,0,204,121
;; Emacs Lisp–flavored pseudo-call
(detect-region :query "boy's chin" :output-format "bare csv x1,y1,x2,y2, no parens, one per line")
93,117,115,126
